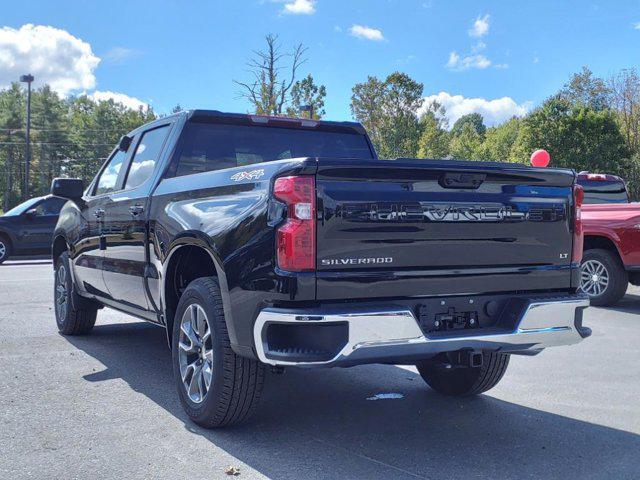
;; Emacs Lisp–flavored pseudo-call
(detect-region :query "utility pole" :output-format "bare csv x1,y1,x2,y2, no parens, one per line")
20,74,34,199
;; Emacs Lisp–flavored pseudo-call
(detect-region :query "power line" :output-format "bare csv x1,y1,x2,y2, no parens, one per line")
0,127,129,133
0,142,116,146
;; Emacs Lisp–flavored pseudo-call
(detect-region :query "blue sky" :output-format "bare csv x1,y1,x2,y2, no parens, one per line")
2,0,640,125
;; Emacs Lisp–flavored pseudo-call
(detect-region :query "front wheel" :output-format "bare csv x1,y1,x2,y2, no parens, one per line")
171,277,265,428
416,352,510,396
0,236,11,264
54,252,97,335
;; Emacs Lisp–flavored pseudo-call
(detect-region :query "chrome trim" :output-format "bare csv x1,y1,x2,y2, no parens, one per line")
253,296,590,366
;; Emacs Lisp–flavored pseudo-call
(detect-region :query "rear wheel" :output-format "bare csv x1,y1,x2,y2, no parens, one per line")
580,249,627,306
416,352,510,396
0,236,11,264
54,252,98,335
172,277,265,428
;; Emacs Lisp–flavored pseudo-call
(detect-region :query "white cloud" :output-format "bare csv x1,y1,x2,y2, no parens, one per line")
89,90,148,110
349,25,385,41
469,14,490,37
633,22,640,30
471,41,486,53
104,47,140,65
419,92,531,127
446,51,491,70
282,0,315,14
0,24,100,95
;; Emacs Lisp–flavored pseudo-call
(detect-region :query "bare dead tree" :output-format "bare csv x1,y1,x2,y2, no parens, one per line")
234,34,307,116
609,68,640,154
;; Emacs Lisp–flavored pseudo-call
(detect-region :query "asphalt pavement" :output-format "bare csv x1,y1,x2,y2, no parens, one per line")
0,259,639,479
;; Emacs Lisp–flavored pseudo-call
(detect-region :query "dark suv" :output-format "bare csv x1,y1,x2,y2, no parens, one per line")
0,195,67,264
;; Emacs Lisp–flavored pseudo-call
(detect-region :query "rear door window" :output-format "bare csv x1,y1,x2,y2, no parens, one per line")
35,197,67,216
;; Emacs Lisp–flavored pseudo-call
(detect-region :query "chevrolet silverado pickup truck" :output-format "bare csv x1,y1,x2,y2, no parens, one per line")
51,110,590,428
579,172,640,305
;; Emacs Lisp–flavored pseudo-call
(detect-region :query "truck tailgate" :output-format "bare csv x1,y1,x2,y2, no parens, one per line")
315,158,576,300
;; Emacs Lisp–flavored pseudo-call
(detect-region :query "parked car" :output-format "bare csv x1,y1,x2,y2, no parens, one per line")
51,110,590,428
578,172,640,305
0,195,67,264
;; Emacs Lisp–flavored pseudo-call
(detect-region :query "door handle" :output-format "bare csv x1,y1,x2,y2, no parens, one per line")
94,208,105,218
129,204,144,216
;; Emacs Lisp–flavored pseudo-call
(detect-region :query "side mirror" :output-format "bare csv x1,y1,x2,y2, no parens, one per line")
119,135,132,152
51,178,84,200
24,208,37,218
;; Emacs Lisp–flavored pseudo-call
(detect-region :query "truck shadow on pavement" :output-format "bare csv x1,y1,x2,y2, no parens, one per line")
599,292,640,314
66,322,639,480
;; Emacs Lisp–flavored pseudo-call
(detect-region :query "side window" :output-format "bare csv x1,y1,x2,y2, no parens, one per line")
34,197,66,216
125,126,169,190
95,150,128,196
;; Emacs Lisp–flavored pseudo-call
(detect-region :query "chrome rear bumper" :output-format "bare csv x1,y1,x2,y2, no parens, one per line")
253,295,590,366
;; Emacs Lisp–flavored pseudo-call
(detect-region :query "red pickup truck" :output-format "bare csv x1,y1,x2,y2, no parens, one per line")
580,173,640,305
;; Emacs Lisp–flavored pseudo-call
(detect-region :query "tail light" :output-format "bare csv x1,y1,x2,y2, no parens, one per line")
274,176,316,271
572,184,584,263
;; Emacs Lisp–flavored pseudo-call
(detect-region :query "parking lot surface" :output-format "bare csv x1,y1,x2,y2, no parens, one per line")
1,260,639,479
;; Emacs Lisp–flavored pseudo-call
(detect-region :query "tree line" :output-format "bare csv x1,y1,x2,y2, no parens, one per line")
0,84,156,210
350,67,640,199
2,34,640,212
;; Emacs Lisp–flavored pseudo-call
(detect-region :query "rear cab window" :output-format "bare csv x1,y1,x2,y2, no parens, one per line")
170,122,374,177
578,178,630,204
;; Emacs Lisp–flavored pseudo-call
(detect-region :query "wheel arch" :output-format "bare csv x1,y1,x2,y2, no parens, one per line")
161,234,232,348
52,234,69,262
0,229,14,247
583,234,623,262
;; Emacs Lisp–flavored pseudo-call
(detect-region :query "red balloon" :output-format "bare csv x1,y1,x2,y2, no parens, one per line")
530,149,550,167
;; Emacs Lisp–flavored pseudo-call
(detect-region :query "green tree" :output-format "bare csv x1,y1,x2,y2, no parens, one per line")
0,83,25,209
561,66,610,111
476,117,521,162
608,68,640,154
511,97,629,173
235,34,307,116
417,101,450,158
449,123,483,160
451,113,486,137
286,74,326,119
31,85,70,194
351,72,424,158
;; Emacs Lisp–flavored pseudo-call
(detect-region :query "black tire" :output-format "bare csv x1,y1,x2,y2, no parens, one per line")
171,277,265,428
0,235,11,264
54,252,97,335
416,352,510,396
581,248,628,307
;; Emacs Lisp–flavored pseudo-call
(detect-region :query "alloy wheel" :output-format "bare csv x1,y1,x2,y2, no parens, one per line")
178,304,214,404
56,264,68,319
0,241,6,260
580,259,609,297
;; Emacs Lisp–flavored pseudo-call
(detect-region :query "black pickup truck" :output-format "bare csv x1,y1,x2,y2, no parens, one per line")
51,110,590,427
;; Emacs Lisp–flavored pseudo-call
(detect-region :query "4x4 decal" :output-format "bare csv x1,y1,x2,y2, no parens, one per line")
231,169,265,182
